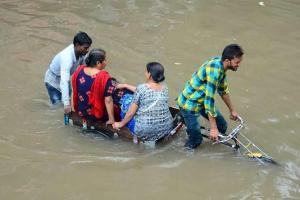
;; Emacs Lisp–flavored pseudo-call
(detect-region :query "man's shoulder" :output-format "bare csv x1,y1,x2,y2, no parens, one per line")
208,56,222,67
203,57,223,74
58,44,76,65
198,57,221,69
59,44,74,56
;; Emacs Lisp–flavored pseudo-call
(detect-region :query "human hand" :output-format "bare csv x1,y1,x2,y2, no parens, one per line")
106,119,115,126
112,122,122,130
209,128,219,142
64,105,71,114
230,111,238,121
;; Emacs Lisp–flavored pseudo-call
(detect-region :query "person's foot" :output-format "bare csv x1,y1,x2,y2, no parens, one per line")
184,139,201,150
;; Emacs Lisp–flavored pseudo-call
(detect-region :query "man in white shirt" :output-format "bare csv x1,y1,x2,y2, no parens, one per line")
44,31,92,113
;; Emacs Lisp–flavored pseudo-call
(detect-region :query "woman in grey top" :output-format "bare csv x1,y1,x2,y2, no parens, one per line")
113,62,173,141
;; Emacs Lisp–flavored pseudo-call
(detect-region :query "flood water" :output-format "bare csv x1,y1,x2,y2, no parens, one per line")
1,0,300,199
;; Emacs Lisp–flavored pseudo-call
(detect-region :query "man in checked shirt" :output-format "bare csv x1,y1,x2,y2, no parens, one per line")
177,44,244,149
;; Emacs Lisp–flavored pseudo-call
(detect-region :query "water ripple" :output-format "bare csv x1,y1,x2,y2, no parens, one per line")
156,160,184,169
71,155,135,164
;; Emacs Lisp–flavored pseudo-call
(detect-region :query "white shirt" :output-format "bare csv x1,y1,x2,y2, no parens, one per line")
44,44,84,106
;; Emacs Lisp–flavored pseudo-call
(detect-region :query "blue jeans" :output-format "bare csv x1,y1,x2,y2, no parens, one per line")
179,107,227,148
45,83,61,105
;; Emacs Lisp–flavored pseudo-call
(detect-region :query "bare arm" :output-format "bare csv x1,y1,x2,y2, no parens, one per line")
113,103,138,129
208,114,218,141
117,83,136,92
221,93,238,120
221,93,234,112
104,96,115,124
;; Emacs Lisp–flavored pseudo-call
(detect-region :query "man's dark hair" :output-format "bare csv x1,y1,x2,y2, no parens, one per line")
146,62,165,83
85,48,106,67
221,44,244,61
73,31,92,46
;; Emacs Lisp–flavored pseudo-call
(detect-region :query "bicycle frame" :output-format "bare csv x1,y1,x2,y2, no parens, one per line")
201,116,278,165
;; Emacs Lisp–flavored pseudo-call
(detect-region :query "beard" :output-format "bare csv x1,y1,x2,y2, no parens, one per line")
229,65,238,71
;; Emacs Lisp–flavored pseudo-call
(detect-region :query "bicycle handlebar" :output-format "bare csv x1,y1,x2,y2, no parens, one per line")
215,115,244,143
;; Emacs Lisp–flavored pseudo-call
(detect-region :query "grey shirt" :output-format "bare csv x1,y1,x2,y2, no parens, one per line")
132,83,173,140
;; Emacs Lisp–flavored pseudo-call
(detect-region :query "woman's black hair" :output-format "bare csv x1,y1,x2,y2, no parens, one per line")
146,62,165,83
85,48,106,67
73,31,92,46
221,44,244,61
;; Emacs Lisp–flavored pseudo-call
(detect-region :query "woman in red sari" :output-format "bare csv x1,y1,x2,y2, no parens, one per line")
71,48,115,124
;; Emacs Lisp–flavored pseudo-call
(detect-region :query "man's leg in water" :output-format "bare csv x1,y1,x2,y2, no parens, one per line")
180,108,202,149
45,83,62,106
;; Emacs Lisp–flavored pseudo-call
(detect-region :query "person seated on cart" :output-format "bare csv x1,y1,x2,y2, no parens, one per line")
71,48,135,124
112,62,173,141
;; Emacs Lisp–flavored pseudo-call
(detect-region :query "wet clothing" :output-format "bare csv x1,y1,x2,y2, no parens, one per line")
179,107,227,149
177,57,229,117
132,84,173,141
44,44,84,106
45,82,62,105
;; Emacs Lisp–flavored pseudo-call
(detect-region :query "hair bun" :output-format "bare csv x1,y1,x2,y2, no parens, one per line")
152,74,165,83
146,62,165,83
157,74,165,83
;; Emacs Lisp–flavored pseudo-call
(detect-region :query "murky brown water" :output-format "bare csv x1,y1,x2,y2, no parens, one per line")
1,0,300,199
